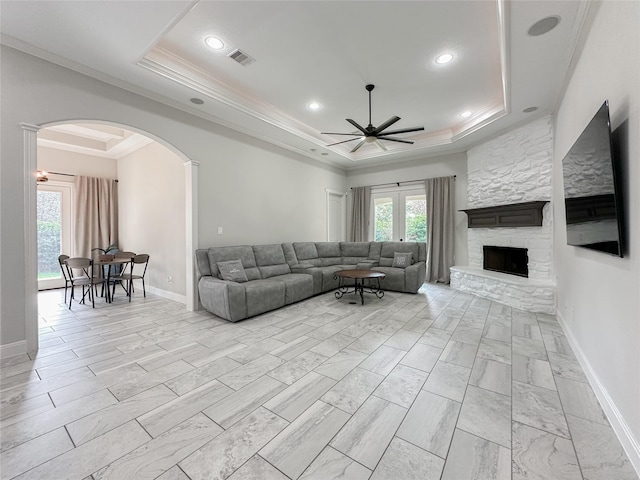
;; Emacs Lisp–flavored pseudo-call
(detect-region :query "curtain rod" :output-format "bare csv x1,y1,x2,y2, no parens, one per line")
47,171,75,177
351,175,456,190
42,171,118,182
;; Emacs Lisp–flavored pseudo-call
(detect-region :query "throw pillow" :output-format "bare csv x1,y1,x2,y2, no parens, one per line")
217,260,248,283
392,252,413,268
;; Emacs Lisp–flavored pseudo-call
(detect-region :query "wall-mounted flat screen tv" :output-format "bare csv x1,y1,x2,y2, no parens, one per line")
561,100,623,257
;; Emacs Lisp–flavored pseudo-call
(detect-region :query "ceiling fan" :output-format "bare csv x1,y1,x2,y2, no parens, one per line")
322,84,424,153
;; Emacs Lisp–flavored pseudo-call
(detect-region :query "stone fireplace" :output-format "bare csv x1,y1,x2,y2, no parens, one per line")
450,116,556,314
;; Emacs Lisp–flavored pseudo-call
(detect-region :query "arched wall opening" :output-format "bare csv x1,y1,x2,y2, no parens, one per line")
24,120,199,353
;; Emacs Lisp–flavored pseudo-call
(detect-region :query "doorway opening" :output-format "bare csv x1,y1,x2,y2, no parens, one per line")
24,120,199,353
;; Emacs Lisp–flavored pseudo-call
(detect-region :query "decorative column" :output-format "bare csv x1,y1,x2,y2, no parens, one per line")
184,160,199,311
22,123,39,353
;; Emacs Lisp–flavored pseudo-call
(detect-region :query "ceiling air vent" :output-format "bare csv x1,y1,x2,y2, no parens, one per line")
228,49,255,66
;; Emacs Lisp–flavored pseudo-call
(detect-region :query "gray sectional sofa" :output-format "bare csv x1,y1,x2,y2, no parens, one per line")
195,241,426,322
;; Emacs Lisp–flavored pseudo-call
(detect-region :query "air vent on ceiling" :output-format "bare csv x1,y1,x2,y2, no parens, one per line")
228,49,255,66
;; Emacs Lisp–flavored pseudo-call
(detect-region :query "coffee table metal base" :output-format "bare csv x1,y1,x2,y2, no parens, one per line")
334,270,385,305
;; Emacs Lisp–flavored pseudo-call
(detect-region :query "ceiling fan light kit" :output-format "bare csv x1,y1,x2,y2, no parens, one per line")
322,84,424,153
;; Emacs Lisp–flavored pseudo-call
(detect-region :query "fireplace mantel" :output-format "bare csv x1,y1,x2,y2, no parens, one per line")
461,201,548,228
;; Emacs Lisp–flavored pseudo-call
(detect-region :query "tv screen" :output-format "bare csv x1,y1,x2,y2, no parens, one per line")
561,100,623,257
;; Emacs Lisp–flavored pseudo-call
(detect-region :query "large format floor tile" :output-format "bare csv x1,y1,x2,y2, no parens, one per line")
0,286,636,479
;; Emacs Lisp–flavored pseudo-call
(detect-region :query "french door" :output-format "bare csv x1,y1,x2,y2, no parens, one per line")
37,182,73,290
370,187,426,242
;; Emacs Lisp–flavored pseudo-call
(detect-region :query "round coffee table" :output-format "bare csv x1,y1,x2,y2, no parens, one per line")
333,269,385,305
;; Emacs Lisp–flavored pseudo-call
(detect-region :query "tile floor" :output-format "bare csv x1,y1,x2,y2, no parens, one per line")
0,284,637,479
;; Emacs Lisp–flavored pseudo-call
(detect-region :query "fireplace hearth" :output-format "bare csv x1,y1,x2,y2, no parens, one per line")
483,246,528,278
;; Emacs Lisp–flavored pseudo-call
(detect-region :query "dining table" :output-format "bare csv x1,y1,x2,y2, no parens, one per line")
95,257,133,303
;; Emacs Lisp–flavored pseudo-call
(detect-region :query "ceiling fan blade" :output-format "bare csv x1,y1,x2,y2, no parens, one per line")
372,116,401,136
377,136,415,145
326,137,362,147
321,132,362,136
376,126,425,136
375,140,388,151
350,139,366,153
346,119,368,135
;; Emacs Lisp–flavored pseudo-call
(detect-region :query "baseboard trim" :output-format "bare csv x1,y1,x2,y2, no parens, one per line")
556,309,640,476
0,340,27,359
146,285,187,305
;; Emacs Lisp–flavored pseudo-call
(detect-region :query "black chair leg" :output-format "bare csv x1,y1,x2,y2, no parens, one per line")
142,278,146,297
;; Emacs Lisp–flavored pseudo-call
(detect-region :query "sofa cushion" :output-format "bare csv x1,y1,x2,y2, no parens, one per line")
293,242,318,260
379,242,419,267
371,266,406,292
195,249,211,277
253,244,286,266
217,260,249,282
392,252,413,268
244,280,285,317
340,242,371,257
281,243,298,266
260,264,291,279
316,242,341,258
272,273,314,304
321,257,342,266
342,256,369,265
207,246,261,280
368,242,383,262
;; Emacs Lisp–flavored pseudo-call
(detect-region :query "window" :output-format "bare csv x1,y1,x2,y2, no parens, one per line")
371,186,426,242
37,182,72,290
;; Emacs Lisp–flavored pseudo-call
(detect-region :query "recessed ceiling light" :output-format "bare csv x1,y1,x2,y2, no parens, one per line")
308,102,321,111
523,106,538,113
190,98,204,105
435,53,454,65
528,16,560,36
205,36,225,50
460,110,472,118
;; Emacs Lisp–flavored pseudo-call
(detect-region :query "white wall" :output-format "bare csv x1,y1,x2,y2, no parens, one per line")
118,142,186,299
346,153,469,266
37,145,118,180
0,46,346,347
553,0,639,467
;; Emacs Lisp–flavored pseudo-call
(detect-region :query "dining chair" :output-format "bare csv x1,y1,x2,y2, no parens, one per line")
118,254,149,301
58,254,70,303
64,257,106,309
110,251,136,300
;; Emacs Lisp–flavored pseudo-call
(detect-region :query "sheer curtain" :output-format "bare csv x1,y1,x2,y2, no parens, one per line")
425,176,455,283
74,176,118,258
350,186,371,241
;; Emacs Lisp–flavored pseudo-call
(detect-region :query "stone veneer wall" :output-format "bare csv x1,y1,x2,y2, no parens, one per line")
452,116,556,313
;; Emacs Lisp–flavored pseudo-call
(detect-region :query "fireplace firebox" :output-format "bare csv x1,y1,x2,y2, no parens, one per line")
483,246,528,278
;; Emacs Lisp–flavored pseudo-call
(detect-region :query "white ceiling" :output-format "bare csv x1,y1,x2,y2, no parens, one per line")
0,0,591,170
39,124,153,159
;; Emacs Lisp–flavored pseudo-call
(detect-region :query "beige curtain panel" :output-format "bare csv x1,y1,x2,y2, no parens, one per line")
425,176,455,283
74,176,119,258
350,186,371,242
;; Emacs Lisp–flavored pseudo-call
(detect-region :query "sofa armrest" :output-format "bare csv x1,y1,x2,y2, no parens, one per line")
402,261,426,293
198,276,247,322
291,263,315,273
356,260,378,269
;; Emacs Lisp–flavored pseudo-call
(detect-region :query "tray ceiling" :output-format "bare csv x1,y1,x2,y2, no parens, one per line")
0,0,591,169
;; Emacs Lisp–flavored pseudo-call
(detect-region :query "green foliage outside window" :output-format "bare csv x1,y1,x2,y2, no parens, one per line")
374,202,392,241
37,190,62,279
405,198,427,242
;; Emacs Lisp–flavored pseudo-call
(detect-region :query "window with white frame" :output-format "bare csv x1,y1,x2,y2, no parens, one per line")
370,184,426,242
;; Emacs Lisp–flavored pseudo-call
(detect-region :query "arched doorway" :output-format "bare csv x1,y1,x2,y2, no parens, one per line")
23,120,199,353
